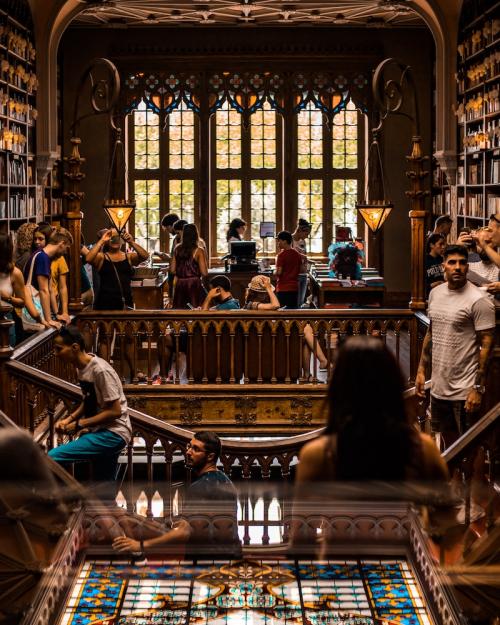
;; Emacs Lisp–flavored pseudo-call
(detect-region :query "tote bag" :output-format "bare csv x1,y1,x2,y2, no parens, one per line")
21,252,45,332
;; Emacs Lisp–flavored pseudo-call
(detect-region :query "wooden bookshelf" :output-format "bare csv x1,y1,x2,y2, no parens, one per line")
0,5,37,233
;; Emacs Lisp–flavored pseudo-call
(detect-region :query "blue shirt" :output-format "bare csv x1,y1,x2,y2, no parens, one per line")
215,297,240,310
24,250,51,288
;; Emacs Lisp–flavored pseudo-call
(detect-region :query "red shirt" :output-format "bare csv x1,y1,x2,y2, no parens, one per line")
276,247,302,292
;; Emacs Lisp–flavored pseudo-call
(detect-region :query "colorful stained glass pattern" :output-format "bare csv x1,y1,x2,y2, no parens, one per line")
298,179,323,253
251,102,276,169
333,100,358,170
333,178,358,233
59,558,433,625
297,102,323,169
169,179,195,223
250,179,276,250
216,179,242,254
134,179,160,253
216,101,242,169
133,101,159,170
168,101,195,170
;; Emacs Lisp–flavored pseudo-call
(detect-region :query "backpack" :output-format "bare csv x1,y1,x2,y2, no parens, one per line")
333,244,359,279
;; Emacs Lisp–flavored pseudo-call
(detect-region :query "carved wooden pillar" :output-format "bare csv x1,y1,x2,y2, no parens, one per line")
407,136,429,311
63,137,84,313
0,302,14,414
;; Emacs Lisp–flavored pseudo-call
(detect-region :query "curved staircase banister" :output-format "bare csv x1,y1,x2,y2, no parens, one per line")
442,401,500,466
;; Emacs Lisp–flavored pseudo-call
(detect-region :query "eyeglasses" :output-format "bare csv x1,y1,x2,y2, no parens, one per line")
490,214,500,225
186,442,206,453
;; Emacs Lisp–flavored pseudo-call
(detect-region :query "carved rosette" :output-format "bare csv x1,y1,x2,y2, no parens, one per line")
235,397,257,425
289,397,312,425
180,397,202,426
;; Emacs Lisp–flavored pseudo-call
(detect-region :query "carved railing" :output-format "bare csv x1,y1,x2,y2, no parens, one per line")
74,309,420,386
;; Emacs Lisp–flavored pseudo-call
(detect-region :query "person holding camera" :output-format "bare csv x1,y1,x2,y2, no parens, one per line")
86,228,149,311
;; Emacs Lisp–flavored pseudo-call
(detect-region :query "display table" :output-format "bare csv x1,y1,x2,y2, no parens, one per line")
310,275,385,308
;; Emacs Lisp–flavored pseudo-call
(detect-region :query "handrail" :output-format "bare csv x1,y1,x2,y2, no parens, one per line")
442,401,500,465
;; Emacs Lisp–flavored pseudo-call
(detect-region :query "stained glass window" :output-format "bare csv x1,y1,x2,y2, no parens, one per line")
294,99,363,254
216,101,242,170
297,102,323,169
298,179,323,253
169,101,195,170
333,178,358,233
133,101,160,170
251,101,276,169
216,179,242,254
59,558,434,625
169,179,195,223
134,179,160,253
333,100,359,169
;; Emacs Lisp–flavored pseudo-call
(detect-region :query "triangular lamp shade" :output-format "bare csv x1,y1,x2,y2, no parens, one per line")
356,202,393,233
103,201,135,233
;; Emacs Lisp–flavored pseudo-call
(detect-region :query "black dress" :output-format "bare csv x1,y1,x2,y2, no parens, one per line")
94,255,134,310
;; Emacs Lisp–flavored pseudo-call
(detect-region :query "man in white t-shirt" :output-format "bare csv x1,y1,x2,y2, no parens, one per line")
416,245,495,447
49,325,131,481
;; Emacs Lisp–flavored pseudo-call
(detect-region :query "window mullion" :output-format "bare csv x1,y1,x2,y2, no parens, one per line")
323,119,333,257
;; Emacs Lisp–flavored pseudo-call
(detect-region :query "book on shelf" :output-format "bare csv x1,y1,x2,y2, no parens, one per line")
487,195,500,212
490,159,500,184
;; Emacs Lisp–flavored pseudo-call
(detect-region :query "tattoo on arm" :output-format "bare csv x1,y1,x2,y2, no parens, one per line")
418,326,432,376
474,329,494,386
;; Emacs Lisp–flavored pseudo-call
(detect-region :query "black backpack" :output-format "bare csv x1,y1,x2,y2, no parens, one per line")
334,244,359,278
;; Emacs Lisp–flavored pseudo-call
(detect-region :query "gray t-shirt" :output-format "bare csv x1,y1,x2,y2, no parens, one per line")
468,261,499,284
78,355,131,443
428,281,495,400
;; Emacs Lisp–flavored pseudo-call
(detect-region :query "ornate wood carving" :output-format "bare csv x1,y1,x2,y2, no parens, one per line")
179,396,203,426
289,397,313,426
235,397,257,425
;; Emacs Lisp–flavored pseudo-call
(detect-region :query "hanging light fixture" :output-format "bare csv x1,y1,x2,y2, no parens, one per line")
103,124,135,234
356,131,393,234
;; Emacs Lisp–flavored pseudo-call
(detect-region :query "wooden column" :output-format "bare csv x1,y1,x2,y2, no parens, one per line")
63,137,84,313
406,136,429,311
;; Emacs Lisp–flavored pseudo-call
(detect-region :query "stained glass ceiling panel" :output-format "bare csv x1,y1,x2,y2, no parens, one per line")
58,557,434,625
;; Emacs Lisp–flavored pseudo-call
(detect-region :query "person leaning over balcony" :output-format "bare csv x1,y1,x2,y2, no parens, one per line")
0,232,29,346
23,230,72,331
113,431,240,556
245,275,328,380
416,245,495,448
49,325,131,482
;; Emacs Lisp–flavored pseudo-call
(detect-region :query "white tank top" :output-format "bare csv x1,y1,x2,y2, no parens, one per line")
0,271,13,298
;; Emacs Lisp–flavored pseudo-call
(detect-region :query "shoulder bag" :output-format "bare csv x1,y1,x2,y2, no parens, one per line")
21,252,45,332
105,253,135,311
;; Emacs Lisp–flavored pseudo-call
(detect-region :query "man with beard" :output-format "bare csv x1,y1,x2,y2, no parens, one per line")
113,431,240,555
416,245,495,447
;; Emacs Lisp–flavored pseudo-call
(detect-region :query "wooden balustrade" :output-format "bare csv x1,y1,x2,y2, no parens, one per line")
75,309,419,386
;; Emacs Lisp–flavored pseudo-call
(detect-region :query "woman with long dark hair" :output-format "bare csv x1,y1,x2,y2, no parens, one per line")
0,232,31,345
226,218,247,244
295,335,448,482
170,223,208,309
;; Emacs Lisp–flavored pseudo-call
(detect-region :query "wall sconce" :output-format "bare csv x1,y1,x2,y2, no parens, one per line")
356,132,392,233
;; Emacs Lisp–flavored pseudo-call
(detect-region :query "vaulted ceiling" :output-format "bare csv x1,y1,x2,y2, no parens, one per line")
73,0,425,28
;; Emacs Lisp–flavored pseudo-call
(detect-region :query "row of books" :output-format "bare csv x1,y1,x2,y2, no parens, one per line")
0,193,35,219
